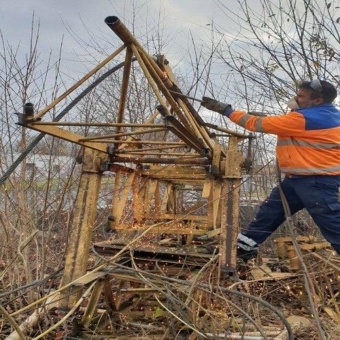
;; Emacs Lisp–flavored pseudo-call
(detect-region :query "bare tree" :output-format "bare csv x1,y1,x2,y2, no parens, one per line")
0,16,80,304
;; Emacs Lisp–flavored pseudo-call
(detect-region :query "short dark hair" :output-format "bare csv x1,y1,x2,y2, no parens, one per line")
298,80,337,103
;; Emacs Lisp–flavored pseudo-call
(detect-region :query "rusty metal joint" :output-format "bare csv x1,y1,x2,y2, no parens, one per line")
15,102,42,125
241,158,253,172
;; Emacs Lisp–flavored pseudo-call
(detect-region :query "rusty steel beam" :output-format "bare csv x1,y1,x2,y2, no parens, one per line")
108,156,210,165
116,47,133,134
157,105,211,158
105,16,173,89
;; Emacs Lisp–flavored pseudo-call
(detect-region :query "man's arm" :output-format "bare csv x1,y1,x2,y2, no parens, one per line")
201,97,305,136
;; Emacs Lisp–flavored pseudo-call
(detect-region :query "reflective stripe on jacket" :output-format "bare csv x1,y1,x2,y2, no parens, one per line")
229,104,340,175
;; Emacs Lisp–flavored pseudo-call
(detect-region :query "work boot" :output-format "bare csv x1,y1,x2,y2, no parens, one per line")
237,247,258,261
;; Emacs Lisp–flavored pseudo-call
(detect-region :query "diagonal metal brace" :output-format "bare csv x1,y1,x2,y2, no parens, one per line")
156,105,211,158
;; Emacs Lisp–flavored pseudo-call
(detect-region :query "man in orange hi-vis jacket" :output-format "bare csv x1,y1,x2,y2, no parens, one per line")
202,80,340,260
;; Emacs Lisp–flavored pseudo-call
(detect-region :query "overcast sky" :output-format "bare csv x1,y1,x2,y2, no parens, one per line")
1,0,236,81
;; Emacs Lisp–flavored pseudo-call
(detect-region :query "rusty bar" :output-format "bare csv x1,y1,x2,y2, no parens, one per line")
138,51,192,129
160,63,216,153
169,90,203,103
117,152,203,157
123,145,189,152
177,98,213,150
93,140,186,145
204,123,249,138
221,137,243,274
157,105,211,157
105,16,173,89
129,44,168,108
59,149,105,308
33,44,126,121
104,20,214,154
117,109,163,151
78,128,168,141
17,123,107,153
33,122,165,127
108,157,210,165
116,47,133,133
162,63,207,127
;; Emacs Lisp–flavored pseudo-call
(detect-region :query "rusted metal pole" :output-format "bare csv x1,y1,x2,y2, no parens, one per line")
78,127,167,141
105,16,173,89
59,149,106,309
220,136,243,275
33,45,126,121
33,122,165,127
108,156,210,165
116,47,133,134
177,98,213,150
105,17,200,136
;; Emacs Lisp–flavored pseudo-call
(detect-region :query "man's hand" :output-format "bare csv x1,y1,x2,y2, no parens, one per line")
201,97,233,116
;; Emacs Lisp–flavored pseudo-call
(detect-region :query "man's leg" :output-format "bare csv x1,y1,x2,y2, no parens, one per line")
237,176,304,259
294,175,340,255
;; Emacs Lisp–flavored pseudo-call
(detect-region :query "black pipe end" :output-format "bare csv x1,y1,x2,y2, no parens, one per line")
156,104,167,116
105,16,120,27
24,102,34,116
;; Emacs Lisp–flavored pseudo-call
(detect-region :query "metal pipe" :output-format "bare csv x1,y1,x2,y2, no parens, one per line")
78,128,167,141
105,16,136,44
24,102,34,116
157,105,211,157
108,157,210,165
105,16,173,88
169,90,203,103
116,47,133,134
170,90,268,118
33,122,165,127
204,122,248,138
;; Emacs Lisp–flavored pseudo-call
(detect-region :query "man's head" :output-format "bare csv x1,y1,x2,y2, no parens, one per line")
296,79,337,108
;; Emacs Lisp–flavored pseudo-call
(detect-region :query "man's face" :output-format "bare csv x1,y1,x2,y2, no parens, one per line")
295,88,323,108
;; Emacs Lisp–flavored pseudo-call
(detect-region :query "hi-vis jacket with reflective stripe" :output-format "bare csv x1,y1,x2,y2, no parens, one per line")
229,103,340,175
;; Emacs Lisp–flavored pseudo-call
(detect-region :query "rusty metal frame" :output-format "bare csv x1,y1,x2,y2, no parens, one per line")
16,16,252,307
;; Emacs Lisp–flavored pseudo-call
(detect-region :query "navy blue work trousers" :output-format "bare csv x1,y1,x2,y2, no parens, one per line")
241,175,340,254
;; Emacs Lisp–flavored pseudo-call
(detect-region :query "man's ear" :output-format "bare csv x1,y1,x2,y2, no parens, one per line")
314,97,324,105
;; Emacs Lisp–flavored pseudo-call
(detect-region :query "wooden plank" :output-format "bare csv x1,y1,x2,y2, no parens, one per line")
72,271,108,286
